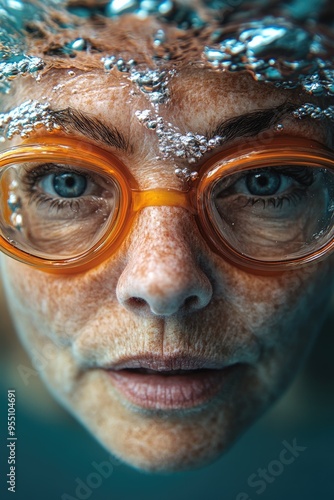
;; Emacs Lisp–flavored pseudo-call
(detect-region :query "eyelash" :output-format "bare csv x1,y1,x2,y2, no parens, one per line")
244,189,307,209
21,163,94,211
217,166,315,209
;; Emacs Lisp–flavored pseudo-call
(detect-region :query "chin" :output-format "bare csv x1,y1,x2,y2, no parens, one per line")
79,406,247,473
83,397,270,473
48,366,274,474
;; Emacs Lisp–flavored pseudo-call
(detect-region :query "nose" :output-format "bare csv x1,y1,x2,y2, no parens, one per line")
116,207,213,316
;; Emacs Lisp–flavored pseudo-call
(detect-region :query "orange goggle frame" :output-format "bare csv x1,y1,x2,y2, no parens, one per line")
0,135,334,274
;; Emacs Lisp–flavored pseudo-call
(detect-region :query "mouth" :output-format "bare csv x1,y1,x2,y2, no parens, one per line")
103,355,241,410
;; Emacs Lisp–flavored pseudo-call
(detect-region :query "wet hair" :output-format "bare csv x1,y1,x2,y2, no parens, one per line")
1,1,334,75
1,0,334,112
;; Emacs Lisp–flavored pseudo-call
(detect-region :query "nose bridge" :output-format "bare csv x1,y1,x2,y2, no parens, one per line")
131,206,193,270
132,188,196,214
116,206,213,316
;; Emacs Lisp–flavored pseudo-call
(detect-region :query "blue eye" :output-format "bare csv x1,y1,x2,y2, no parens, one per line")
53,173,87,197
245,171,281,196
42,172,88,198
213,166,316,208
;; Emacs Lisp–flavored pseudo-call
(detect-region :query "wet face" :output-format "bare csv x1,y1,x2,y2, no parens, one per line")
1,32,334,472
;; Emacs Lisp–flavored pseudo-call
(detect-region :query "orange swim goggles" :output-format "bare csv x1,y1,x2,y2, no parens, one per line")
0,136,334,273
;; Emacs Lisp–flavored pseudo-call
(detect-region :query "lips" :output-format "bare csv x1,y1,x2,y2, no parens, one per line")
103,355,240,410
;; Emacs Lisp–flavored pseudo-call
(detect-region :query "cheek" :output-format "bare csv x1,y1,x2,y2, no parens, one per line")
217,257,333,336
238,258,333,386
0,255,123,341
206,254,334,395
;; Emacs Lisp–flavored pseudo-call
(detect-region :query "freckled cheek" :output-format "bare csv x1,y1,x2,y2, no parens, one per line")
3,260,46,308
214,258,333,341
1,259,106,335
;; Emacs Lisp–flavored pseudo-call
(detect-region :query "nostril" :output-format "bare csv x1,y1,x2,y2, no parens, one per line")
127,297,147,309
125,295,201,315
183,295,199,310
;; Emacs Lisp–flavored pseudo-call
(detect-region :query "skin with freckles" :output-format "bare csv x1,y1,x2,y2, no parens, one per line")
1,16,334,472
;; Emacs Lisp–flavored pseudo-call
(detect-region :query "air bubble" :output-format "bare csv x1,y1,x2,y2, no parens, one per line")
203,18,334,97
70,38,87,51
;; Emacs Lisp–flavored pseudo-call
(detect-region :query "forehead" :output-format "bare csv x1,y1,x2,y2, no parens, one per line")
8,64,328,147
13,66,290,118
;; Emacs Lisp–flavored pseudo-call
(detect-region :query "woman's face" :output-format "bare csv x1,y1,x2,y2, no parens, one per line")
1,34,333,472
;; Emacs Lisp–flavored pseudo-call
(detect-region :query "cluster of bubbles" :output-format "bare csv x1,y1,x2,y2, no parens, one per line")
70,0,206,29
135,109,222,174
68,0,329,25
130,69,171,104
1,0,334,97
0,0,48,93
203,20,334,97
101,54,171,104
0,99,60,140
0,0,206,96
293,103,334,121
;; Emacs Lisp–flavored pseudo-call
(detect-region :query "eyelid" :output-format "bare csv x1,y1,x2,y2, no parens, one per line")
211,166,316,199
20,162,118,197
11,136,139,186
21,162,92,178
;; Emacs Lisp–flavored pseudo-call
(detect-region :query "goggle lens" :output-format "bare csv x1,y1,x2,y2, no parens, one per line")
0,160,121,260
206,164,334,262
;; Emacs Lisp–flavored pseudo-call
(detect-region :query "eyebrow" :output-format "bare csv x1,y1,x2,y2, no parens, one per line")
208,102,296,141
50,107,130,152
50,101,296,153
